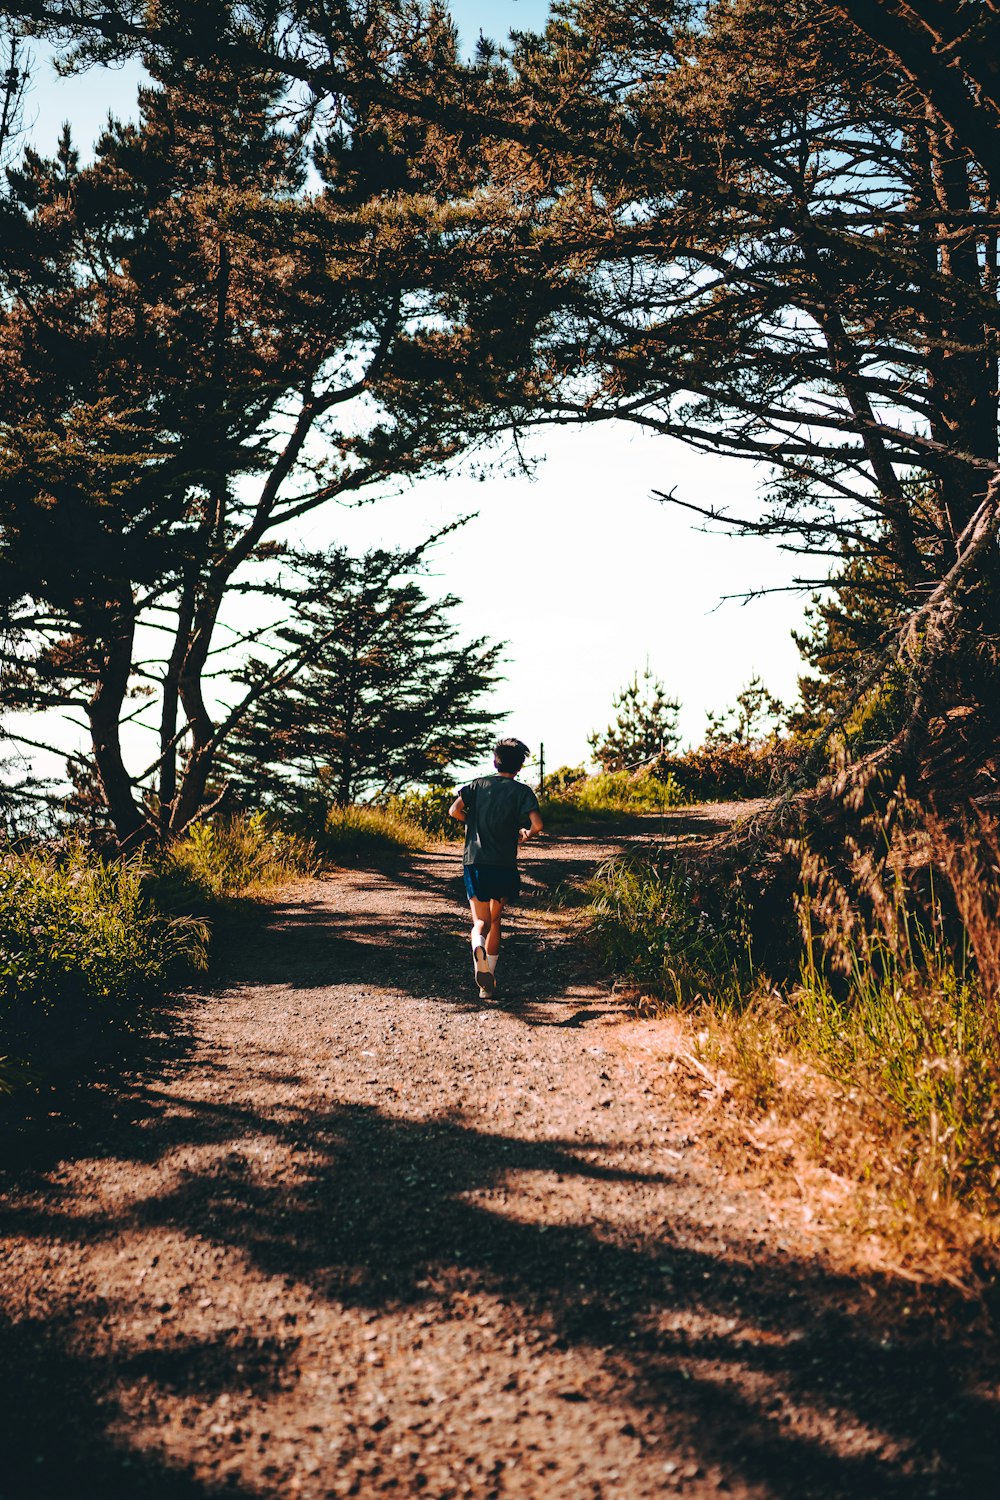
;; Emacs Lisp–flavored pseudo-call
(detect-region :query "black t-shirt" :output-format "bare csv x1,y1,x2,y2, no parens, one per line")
459,775,540,867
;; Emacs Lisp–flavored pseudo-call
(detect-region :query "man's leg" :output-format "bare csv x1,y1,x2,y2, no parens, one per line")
468,897,494,996
469,897,491,952
485,899,504,965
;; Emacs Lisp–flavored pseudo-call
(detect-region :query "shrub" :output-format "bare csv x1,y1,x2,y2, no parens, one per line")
579,784,1000,1215
659,736,804,802
577,768,687,811
542,767,687,823
786,793,1000,1207
0,843,208,1079
791,942,998,1207
166,812,318,904
543,764,588,796
318,803,426,861
384,787,460,840
579,854,751,1005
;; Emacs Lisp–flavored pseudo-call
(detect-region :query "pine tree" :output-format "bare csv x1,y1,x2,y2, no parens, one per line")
588,669,680,772
221,547,503,808
705,675,786,747
789,552,910,751
0,41,513,844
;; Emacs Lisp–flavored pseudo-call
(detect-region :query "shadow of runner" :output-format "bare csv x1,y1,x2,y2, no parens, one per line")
3,1094,998,1498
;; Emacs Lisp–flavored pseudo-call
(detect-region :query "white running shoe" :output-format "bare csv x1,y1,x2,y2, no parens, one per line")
473,945,495,998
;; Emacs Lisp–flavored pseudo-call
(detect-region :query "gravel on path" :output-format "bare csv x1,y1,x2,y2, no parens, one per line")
1,816,998,1499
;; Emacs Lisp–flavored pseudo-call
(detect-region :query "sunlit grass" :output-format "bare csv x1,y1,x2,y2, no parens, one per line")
319,803,426,861
542,768,687,825
579,830,1000,1216
0,841,208,1088
165,812,318,902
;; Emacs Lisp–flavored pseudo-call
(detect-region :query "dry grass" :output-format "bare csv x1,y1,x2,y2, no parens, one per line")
585,776,1000,1274
614,1004,997,1285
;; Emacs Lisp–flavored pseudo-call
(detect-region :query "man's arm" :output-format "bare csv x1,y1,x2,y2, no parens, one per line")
448,795,466,823
519,809,544,843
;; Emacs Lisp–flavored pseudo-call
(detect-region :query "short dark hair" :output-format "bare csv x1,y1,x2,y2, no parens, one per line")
494,737,529,774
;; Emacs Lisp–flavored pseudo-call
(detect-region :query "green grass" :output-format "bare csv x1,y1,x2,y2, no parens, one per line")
790,912,999,1207
0,800,426,1097
579,854,750,1005
384,787,461,840
578,844,1000,1214
164,812,318,905
542,768,687,824
0,842,208,1089
318,803,426,861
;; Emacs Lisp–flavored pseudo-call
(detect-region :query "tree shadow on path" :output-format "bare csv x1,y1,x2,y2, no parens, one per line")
3,832,999,1497
2,1084,999,1499
207,844,625,1026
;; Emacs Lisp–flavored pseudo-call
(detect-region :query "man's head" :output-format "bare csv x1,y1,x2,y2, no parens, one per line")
493,737,529,775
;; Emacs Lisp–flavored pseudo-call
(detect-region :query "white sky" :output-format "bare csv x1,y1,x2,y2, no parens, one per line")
18,2,813,777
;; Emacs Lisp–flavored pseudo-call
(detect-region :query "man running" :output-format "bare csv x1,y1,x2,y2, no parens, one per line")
449,737,544,1000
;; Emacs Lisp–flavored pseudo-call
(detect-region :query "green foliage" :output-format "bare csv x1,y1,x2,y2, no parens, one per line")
543,765,587,797
704,674,786,746
842,671,910,753
385,787,460,840
0,843,208,1071
317,804,426,862
657,675,802,801
0,46,523,845
788,542,946,760
662,737,802,802
793,935,998,1206
578,795,1000,1210
579,856,751,1005
225,544,502,808
541,767,687,824
575,769,687,812
588,668,680,772
165,814,318,905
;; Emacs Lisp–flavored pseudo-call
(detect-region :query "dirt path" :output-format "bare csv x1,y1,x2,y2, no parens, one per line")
1,815,998,1499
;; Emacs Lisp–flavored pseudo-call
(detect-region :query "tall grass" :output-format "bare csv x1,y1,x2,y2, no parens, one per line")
165,812,318,904
581,856,750,1005
785,799,1000,1209
384,787,459,840
543,767,687,824
579,789,1000,1216
0,843,208,1090
318,803,426,861
790,949,997,1207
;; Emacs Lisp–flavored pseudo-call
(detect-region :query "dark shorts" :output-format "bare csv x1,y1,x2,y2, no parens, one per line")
463,864,521,902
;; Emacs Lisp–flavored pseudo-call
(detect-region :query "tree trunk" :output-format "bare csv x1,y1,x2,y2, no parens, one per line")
87,601,147,848
170,580,225,834
158,572,197,838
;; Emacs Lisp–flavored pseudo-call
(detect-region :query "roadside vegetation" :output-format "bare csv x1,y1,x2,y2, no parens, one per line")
163,814,319,906
0,808,396,1092
577,787,1000,1245
0,796,457,1092
1,0,999,1324
0,843,209,1094
540,766,688,823
384,788,461,841
316,803,427,860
